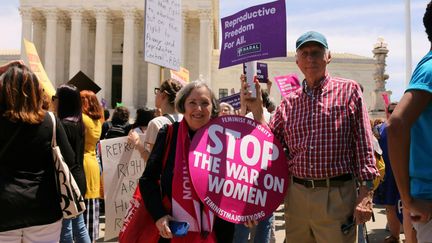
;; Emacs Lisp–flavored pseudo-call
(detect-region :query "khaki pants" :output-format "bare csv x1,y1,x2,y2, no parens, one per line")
0,220,62,243
284,179,357,243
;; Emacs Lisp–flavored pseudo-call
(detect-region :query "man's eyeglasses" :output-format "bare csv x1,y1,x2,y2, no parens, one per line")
297,50,326,60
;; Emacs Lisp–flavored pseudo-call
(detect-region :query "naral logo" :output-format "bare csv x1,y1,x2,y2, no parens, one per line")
237,43,261,56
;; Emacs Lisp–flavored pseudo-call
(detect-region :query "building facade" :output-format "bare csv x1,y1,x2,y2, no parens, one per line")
18,0,384,112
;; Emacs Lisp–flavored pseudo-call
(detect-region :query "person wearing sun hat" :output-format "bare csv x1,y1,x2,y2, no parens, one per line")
242,30,379,242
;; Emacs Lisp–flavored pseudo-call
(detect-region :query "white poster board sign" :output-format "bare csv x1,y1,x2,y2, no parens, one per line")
144,0,182,70
100,135,145,241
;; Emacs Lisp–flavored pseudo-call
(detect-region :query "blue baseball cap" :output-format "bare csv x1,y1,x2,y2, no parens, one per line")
296,31,328,50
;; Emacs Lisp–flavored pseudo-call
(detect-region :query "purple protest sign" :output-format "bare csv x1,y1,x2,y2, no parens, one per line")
188,115,289,223
257,62,268,83
274,74,301,97
219,0,287,69
219,93,241,110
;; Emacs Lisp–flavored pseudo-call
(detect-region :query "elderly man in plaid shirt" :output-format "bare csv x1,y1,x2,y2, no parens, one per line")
243,31,379,242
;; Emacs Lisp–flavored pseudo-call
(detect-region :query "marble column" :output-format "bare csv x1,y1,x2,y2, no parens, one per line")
198,10,212,85
146,63,160,108
69,9,83,78
64,23,71,80
105,17,113,108
212,1,220,49
94,8,108,100
56,16,67,85
121,8,136,107
87,22,96,79
81,18,90,75
44,8,58,83
32,15,45,61
19,7,32,60
134,13,143,106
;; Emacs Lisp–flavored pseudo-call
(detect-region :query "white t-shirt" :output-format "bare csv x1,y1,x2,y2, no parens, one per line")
143,113,183,151
134,126,146,134
246,108,272,123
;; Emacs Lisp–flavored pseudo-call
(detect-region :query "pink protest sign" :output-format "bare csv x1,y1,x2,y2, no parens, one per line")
188,115,289,223
274,74,301,97
382,92,391,118
381,92,390,107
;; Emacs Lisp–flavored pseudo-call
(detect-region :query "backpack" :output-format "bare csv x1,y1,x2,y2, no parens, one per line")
105,123,130,139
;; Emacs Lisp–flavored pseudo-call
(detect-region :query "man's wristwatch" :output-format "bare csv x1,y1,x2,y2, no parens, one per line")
360,180,374,190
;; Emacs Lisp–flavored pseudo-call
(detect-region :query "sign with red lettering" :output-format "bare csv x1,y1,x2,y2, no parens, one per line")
23,38,56,97
188,115,289,223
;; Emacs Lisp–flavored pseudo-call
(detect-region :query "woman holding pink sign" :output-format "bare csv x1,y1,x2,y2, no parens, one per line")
137,81,235,242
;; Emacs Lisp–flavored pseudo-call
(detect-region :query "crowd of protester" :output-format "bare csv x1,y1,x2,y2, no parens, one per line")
1,2,431,243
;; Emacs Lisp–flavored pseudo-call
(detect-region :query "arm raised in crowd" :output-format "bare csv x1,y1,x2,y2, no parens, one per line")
240,75,265,124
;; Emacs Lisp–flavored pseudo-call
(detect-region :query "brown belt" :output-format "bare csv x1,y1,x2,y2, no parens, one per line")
293,174,353,188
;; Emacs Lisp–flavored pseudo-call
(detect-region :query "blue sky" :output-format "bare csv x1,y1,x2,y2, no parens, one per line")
1,0,430,101
220,0,431,101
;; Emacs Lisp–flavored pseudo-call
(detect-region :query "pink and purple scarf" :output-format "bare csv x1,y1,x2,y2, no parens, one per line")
171,120,215,242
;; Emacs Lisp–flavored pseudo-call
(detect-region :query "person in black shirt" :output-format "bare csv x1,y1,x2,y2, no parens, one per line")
54,84,91,243
0,62,75,242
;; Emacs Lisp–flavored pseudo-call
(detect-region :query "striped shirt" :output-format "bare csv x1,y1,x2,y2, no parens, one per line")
269,75,379,181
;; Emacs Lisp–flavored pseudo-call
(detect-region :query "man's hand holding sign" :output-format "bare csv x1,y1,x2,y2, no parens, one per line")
188,115,288,224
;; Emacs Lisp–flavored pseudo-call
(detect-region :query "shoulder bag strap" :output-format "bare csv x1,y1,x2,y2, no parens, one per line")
48,112,57,147
161,123,174,171
160,123,175,210
163,114,175,124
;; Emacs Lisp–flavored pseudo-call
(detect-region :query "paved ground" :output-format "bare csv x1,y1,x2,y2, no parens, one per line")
97,204,404,242
366,205,406,243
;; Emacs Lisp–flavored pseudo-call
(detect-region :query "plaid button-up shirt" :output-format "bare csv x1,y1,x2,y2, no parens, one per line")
269,75,379,181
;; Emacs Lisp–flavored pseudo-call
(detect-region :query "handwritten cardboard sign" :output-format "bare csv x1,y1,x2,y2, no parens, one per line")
188,116,289,223
144,0,181,70
100,136,145,241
